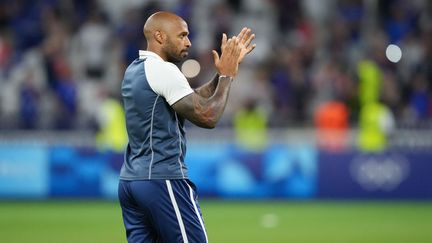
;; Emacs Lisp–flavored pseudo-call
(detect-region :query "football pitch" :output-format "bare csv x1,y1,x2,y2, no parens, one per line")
1,200,431,243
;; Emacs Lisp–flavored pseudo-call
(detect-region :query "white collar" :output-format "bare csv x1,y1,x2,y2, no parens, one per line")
139,50,164,61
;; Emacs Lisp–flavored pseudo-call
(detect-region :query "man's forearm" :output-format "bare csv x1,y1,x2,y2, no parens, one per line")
172,75,233,129
194,73,219,98
194,75,233,127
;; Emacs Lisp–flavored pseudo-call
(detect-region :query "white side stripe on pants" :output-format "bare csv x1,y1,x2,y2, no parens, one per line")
166,180,189,243
187,184,209,243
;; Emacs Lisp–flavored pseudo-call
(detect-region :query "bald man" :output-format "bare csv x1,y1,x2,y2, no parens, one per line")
118,11,255,243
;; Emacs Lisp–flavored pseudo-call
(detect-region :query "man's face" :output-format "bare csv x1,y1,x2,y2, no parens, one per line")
162,20,191,63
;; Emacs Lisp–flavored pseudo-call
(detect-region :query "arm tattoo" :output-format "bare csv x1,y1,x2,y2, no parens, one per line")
172,76,233,128
193,74,219,98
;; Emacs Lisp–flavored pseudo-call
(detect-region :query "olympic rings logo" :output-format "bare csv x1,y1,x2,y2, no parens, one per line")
349,154,410,192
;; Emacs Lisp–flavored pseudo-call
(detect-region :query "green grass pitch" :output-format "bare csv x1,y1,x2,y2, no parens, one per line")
1,200,431,243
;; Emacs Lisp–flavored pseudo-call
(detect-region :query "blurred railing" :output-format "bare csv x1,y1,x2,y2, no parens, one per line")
1,128,432,150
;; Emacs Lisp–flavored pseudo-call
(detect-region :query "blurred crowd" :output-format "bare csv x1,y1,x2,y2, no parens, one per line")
0,0,431,131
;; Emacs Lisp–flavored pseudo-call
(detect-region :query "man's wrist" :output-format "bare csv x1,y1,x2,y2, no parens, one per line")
219,75,233,82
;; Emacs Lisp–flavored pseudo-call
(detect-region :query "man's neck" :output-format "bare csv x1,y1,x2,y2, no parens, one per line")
147,44,167,61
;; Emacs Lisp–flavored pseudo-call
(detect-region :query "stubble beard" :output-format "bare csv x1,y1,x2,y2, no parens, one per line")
164,40,187,63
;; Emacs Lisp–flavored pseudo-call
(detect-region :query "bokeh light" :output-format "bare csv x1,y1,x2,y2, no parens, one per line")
181,59,201,78
385,44,402,63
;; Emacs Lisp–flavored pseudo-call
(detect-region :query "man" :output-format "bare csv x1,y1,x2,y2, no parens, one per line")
118,11,255,243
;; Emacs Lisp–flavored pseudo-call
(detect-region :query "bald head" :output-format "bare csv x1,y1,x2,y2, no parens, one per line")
143,12,186,42
143,11,191,62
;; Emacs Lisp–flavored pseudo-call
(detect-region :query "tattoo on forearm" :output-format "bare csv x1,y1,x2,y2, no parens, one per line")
194,74,219,98
173,76,232,128
192,93,214,125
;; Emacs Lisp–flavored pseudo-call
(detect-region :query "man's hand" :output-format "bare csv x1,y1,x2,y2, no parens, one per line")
219,28,256,64
174,37,240,129
212,37,241,77
236,27,256,63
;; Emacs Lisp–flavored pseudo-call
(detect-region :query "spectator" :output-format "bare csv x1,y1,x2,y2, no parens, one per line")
19,73,39,129
358,101,395,152
95,91,127,152
0,0,431,132
234,98,268,151
76,11,112,80
314,100,349,151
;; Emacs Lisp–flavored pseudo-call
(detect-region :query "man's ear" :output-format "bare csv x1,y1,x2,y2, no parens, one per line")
154,30,164,44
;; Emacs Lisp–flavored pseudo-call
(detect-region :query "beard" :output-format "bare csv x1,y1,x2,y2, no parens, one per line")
166,52,184,63
164,40,188,63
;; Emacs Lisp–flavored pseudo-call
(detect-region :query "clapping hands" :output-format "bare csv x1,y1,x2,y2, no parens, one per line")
220,27,256,64
212,27,256,77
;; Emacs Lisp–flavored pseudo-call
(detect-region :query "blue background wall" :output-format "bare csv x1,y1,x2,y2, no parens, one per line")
0,142,431,199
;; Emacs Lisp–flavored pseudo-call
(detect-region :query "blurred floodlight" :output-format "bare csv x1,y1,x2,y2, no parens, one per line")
385,44,402,63
181,59,201,78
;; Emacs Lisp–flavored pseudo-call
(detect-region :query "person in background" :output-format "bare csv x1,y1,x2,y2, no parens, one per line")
234,98,268,151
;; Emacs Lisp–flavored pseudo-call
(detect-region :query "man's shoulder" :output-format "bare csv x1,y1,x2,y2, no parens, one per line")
145,57,177,69
145,58,183,79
